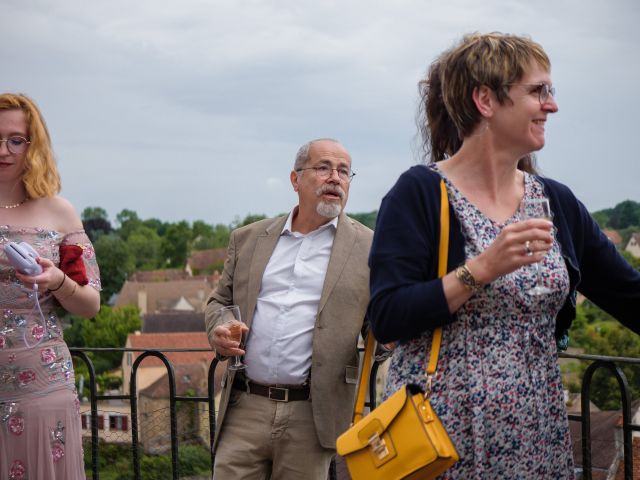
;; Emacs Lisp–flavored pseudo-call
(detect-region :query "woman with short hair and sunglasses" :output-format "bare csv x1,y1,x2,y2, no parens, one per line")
0,93,101,479
367,33,640,478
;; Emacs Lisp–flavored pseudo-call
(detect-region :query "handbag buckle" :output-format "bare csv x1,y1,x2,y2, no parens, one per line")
368,432,390,460
425,374,434,399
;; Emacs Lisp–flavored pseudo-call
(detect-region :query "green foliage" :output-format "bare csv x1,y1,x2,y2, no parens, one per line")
608,200,640,229
82,206,109,221
116,209,143,240
591,199,640,232
621,250,640,270
590,210,610,229
178,445,211,475
93,234,136,303
85,442,211,479
569,302,640,410
127,226,163,270
139,455,172,480
82,305,142,373
348,210,377,229
161,221,192,267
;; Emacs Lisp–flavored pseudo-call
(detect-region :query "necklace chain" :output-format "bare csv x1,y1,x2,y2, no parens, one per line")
1,197,28,209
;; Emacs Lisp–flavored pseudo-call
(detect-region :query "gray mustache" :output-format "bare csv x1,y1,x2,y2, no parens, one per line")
316,185,345,199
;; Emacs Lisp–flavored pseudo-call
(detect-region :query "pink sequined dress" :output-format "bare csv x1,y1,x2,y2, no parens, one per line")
0,226,101,480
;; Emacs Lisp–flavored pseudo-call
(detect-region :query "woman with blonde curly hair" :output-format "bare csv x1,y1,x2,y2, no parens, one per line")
0,93,101,479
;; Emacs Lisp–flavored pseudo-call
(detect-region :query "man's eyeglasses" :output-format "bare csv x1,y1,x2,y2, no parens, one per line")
0,136,30,155
505,83,556,105
296,165,356,183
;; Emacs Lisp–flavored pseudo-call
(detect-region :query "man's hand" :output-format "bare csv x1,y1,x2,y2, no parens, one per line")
212,323,249,357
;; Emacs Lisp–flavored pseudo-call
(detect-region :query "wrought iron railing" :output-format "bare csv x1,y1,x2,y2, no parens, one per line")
71,347,638,480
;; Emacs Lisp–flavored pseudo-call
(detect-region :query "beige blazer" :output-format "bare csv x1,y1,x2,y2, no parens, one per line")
205,213,373,450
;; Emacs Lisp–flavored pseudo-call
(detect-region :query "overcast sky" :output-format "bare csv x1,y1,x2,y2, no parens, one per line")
2,0,638,225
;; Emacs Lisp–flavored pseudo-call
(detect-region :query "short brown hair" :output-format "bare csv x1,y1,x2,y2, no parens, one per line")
418,32,550,171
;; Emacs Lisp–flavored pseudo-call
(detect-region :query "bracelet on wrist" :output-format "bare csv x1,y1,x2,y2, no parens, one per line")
455,264,483,294
49,273,67,292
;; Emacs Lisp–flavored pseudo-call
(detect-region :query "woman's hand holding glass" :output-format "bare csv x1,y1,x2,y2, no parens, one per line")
519,198,554,295
212,305,249,370
463,215,554,289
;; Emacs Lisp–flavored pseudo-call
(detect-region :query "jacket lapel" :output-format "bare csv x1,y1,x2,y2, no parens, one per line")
318,214,356,313
245,216,287,326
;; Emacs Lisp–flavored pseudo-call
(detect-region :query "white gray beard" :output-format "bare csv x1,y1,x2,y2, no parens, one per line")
316,201,342,218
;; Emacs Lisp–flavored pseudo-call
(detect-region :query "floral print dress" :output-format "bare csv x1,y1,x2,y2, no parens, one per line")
0,226,100,480
384,168,575,479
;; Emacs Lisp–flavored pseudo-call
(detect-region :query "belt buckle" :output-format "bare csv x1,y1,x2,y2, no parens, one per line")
268,386,289,402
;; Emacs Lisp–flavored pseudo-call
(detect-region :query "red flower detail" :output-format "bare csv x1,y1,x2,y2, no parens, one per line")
40,347,57,364
0,336,5,349
9,460,26,480
16,369,36,386
51,441,65,463
31,325,45,340
8,416,24,435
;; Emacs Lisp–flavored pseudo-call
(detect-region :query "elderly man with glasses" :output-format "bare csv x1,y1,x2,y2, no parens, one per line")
205,138,372,480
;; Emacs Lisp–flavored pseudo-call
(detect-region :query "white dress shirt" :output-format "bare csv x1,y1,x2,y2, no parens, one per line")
244,209,338,385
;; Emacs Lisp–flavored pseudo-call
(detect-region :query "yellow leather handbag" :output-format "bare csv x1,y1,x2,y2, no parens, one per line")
336,179,459,479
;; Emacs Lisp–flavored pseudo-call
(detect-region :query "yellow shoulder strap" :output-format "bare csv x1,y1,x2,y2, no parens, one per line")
351,178,450,423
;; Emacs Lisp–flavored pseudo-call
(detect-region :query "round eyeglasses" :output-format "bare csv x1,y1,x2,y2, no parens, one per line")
505,83,556,105
296,165,356,183
0,136,31,155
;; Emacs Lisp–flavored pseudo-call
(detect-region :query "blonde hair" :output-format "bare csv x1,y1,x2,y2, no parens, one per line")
0,93,60,197
418,32,550,172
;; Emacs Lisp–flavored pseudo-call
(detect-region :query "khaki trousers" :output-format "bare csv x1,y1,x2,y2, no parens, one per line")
213,389,334,480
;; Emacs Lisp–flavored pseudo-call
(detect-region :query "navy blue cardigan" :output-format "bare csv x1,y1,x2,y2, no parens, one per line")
368,165,640,344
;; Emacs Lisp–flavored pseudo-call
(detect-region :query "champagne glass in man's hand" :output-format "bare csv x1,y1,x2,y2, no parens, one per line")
520,197,553,295
215,305,248,370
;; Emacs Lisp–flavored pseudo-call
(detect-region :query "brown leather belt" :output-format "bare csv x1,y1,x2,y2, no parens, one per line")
232,377,310,402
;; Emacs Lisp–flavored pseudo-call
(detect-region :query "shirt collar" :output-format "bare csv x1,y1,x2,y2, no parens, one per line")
281,207,339,236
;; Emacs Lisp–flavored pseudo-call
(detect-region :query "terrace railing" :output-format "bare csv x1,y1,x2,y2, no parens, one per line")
71,347,638,480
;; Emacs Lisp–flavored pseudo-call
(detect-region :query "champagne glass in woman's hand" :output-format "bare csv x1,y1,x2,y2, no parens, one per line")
215,305,248,370
520,198,553,295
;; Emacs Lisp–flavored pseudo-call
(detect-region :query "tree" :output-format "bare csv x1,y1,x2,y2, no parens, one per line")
127,226,163,270
161,221,192,267
93,234,135,303
82,207,113,241
81,305,141,372
570,303,640,410
81,206,109,221
231,213,267,229
348,210,377,229
608,200,640,229
116,209,142,240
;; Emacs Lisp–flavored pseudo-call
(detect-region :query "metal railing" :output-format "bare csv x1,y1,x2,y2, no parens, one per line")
71,347,638,480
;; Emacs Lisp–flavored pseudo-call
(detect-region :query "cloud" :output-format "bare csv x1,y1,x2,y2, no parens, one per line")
2,0,639,223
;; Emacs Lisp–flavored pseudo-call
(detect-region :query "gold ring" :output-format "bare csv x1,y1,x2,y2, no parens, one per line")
524,240,533,256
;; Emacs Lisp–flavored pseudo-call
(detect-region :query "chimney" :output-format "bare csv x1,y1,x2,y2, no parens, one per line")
137,288,147,316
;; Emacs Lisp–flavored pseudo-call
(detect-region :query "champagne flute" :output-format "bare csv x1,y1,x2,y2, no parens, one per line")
520,197,553,295
216,305,247,370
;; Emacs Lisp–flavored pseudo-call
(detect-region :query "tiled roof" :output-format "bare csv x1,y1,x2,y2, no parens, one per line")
570,410,622,479
143,312,205,333
125,332,214,368
114,278,213,313
187,248,227,270
602,229,622,246
129,269,192,282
